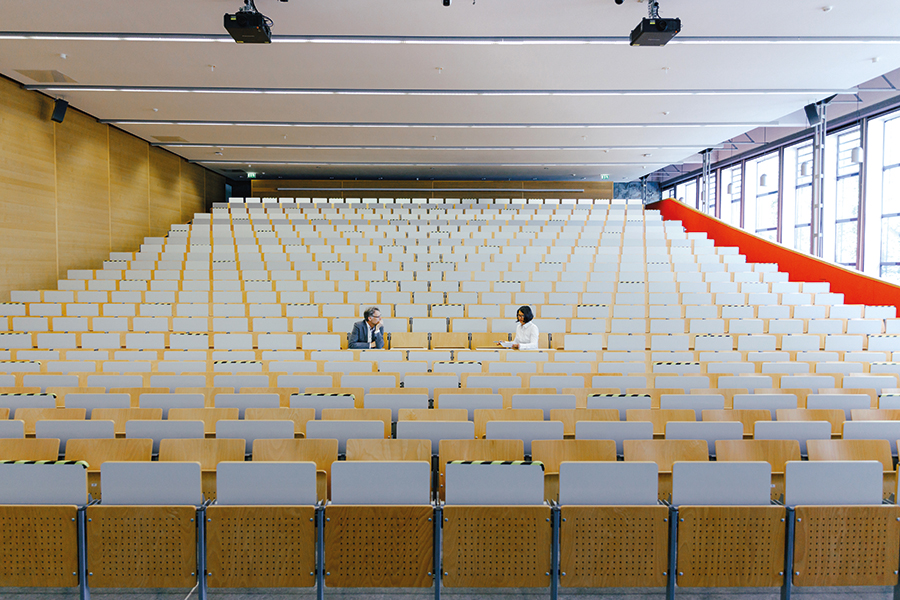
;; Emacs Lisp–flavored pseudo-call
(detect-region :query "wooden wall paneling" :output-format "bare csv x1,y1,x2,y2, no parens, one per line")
438,180,523,199
253,179,616,200
205,170,226,209
522,180,613,200
149,147,182,237
109,127,149,253
0,78,58,301
55,109,110,279
180,161,206,223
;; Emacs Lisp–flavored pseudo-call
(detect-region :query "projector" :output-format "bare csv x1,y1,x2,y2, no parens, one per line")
224,11,272,43
630,17,681,46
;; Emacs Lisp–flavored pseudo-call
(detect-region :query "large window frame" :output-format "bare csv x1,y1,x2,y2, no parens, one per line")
657,102,900,284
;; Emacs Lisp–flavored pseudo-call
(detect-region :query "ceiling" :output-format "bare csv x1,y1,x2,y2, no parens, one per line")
3,0,900,184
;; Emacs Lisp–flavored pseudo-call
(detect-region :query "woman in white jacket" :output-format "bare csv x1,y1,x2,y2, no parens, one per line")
511,305,539,350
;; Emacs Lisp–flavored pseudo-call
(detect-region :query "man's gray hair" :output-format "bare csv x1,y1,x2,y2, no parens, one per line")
364,306,381,320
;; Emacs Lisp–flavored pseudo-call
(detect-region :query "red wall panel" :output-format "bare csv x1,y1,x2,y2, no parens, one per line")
647,199,900,314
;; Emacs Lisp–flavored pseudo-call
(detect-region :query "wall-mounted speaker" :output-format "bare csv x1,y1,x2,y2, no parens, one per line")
804,103,820,127
51,99,68,123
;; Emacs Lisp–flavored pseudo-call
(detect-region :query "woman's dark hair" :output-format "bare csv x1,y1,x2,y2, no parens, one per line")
517,305,534,324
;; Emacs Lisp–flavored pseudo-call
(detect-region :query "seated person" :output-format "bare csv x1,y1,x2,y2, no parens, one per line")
349,306,385,349
498,305,539,350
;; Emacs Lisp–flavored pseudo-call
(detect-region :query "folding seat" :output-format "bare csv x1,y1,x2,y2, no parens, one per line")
753,421,830,456
784,460,900,587
362,393,429,421
576,420,653,456
462,374,522,393
125,419,204,454
0,392,56,415
212,374,270,390
305,420,384,454
485,420,564,454
732,393,798,418
660,394,725,420
805,393,870,419
623,439,708,501
442,461,550,588
324,461,433,588
0,461,88,588
216,419,294,455
209,392,280,417
84,462,202,590
670,461,785,589
64,438,153,500
301,334,341,350
666,421,743,456
34,420,115,454
841,421,900,457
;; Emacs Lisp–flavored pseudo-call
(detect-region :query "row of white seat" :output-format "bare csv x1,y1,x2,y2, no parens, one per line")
16,304,894,323
1,370,897,398
6,414,900,457
3,315,897,336
4,388,897,418
3,348,899,366
14,459,886,508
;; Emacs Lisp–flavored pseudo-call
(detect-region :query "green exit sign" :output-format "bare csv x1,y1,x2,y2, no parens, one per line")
600,174,610,180
247,172,257,179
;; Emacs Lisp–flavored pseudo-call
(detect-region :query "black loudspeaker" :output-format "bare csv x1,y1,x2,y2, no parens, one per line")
51,99,68,123
804,103,820,127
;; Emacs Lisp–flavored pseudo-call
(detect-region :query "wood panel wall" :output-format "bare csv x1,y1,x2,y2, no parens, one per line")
251,179,614,200
0,75,225,301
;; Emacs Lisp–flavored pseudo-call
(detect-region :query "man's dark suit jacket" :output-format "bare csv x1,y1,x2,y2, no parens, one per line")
348,320,384,349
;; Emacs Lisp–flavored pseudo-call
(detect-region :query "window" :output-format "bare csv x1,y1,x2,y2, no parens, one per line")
675,179,698,209
752,152,780,242
832,127,862,267
702,171,717,216
721,165,742,227
783,140,813,252
881,115,900,282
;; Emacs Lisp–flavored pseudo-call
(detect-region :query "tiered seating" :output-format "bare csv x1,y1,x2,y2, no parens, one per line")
1,196,900,597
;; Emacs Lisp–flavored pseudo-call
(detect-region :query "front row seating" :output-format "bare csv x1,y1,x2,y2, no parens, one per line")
0,453,899,595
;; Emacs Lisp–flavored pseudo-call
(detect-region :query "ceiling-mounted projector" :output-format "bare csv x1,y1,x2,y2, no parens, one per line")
628,0,680,47
225,0,272,43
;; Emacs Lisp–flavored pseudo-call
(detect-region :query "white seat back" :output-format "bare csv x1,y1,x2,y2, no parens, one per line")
331,461,431,505
671,462,771,506
559,462,657,506
216,461,317,505
444,462,544,505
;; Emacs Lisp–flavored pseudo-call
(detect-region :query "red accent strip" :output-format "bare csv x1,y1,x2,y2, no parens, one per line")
647,199,900,315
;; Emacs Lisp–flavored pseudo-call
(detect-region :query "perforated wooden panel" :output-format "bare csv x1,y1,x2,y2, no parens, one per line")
443,506,551,588
0,506,78,587
86,505,197,588
793,505,900,587
324,505,433,588
677,506,785,587
206,505,315,588
559,505,667,588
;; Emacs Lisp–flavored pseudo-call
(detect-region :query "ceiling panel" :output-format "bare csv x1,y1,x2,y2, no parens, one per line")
3,0,900,183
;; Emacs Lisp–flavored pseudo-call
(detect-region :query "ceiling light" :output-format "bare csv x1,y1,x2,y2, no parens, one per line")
24,84,855,97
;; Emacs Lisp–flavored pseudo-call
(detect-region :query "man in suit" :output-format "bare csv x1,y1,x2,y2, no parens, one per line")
349,306,385,349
